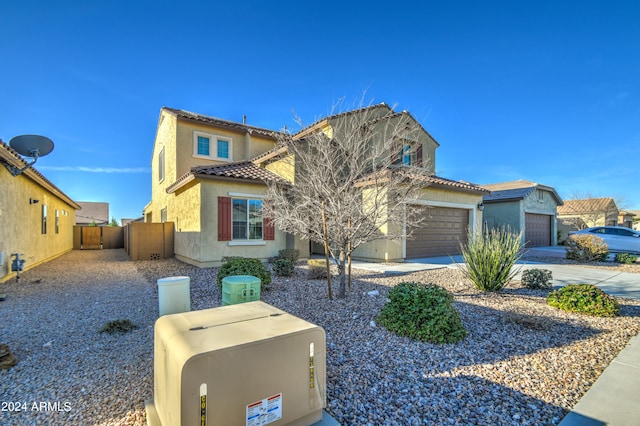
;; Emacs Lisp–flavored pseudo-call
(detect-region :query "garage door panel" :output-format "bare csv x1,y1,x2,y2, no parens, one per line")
525,213,551,247
406,206,469,258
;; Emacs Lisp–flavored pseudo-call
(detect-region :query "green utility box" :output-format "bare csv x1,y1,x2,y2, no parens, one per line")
221,275,261,306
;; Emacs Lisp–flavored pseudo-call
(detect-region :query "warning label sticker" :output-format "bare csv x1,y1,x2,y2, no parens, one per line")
246,393,282,426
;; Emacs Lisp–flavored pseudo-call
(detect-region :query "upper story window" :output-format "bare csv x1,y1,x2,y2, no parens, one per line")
158,147,165,182
193,131,233,161
394,141,423,167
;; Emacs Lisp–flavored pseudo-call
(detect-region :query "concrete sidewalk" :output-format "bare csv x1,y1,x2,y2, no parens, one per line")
350,247,640,425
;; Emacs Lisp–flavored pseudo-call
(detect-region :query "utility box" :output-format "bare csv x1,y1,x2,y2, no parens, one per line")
147,301,326,426
221,275,261,306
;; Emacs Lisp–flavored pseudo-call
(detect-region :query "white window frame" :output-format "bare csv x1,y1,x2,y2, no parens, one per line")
158,147,165,182
193,131,233,161
231,198,264,242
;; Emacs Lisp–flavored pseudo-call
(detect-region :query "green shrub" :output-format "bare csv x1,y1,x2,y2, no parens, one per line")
99,319,137,334
377,282,467,344
615,252,638,264
217,257,272,290
521,268,553,289
565,234,608,262
547,284,620,317
272,258,295,276
278,249,300,263
459,227,523,292
307,259,328,279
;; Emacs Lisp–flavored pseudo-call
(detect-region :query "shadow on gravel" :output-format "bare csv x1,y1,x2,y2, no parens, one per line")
326,372,567,425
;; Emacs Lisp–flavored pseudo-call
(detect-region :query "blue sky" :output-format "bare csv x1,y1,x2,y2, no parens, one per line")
2,1,639,222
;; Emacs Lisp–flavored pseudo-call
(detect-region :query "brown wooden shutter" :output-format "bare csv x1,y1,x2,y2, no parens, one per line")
416,144,423,167
263,200,275,240
392,141,402,164
218,196,232,241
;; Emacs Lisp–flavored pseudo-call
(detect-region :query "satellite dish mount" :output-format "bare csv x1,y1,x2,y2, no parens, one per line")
2,135,54,176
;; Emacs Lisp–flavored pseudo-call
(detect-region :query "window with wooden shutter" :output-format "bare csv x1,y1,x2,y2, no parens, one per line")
218,196,232,241
416,144,423,167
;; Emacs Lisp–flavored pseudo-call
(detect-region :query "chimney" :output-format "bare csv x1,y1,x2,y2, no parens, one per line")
243,115,247,125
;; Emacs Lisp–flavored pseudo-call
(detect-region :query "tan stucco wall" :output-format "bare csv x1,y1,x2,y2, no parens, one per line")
172,180,299,267
1,167,76,282
265,154,295,183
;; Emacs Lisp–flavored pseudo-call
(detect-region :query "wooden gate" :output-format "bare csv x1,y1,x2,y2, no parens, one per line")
81,227,101,249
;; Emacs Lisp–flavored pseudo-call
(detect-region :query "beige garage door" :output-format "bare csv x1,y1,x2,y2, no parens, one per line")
406,206,469,258
525,213,551,247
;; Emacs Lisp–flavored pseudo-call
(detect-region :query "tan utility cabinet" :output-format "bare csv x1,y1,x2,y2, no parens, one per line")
147,301,326,426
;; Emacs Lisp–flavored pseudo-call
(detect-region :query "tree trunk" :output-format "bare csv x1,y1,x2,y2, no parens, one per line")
347,216,352,290
338,249,347,298
321,201,333,300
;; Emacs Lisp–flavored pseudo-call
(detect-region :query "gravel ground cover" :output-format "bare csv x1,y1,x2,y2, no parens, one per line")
1,249,639,425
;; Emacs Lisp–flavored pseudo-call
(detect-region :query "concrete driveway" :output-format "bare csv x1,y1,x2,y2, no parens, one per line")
351,246,640,300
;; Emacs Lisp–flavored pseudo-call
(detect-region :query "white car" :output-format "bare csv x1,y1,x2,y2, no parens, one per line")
569,226,640,254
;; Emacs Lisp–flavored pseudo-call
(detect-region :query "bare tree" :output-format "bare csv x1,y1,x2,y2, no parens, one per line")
265,100,432,298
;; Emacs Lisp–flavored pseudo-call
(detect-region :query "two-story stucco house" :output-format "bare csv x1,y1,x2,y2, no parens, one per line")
144,104,487,267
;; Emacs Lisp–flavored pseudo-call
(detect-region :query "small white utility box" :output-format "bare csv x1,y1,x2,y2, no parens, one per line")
147,301,326,426
157,276,190,316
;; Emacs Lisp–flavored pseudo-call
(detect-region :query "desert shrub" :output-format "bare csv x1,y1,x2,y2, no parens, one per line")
272,258,295,276
615,252,638,264
565,234,608,262
521,268,553,289
377,282,467,344
278,249,300,263
307,259,328,279
99,319,137,334
217,257,272,291
547,284,620,317
459,227,523,292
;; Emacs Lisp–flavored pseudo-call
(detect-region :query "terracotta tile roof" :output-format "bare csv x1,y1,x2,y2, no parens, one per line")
558,198,617,215
192,161,287,182
357,168,487,193
417,174,489,193
166,160,288,193
163,107,284,139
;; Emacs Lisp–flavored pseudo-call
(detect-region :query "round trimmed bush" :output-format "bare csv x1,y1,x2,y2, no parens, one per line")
377,282,467,344
547,284,619,317
217,257,272,291
272,258,295,276
521,268,553,289
565,234,608,262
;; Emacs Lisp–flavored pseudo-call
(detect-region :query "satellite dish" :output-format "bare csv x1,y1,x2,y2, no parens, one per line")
3,134,55,176
9,134,54,158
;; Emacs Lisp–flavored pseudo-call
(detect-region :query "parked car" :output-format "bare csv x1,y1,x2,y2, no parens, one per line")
569,226,640,254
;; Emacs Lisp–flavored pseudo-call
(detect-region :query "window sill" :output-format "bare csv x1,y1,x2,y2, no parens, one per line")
227,241,266,246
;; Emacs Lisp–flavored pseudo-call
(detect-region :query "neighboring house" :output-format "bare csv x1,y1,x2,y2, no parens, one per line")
76,201,109,225
0,139,80,282
628,210,640,231
618,211,636,229
557,198,619,240
480,180,563,247
144,104,487,267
